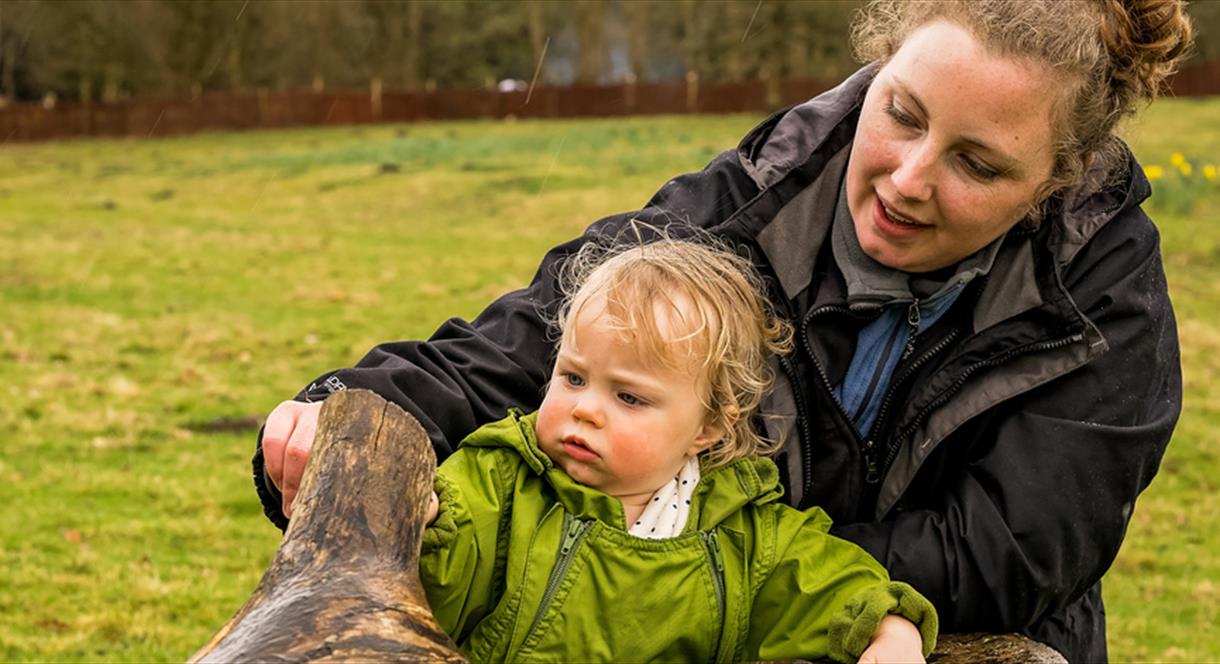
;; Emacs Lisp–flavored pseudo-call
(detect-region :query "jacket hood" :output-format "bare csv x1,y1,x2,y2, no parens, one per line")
459,409,785,530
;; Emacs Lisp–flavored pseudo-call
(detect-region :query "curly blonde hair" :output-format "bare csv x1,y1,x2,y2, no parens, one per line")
852,0,1194,211
553,234,793,469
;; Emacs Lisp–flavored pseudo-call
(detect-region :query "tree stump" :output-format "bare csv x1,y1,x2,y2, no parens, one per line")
189,389,464,662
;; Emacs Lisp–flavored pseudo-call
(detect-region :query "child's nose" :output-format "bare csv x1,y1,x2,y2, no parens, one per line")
571,395,605,428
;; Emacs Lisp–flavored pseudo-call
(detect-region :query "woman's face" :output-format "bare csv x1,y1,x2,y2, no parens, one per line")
846,20,1059,273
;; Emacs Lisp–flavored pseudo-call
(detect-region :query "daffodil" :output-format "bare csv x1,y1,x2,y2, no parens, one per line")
1204,164,1217,182
1179,162,1193,177
1171,152,1185,167
1144,164,1164,181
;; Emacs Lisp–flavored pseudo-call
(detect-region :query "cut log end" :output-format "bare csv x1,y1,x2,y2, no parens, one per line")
191,389,464,663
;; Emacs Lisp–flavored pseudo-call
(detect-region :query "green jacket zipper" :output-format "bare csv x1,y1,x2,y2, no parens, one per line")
523,511,592,644
701,529,728,663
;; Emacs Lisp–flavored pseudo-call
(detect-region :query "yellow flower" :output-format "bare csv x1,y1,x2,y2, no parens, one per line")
1144,165,1164,181
1171,152,1185,167
1204,164,1217,182
1179,162,1193,177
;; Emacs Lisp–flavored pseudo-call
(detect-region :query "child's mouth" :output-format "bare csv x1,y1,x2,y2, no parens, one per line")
562,436,600,462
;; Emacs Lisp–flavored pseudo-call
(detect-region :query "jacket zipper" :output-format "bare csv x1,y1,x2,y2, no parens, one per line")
801,304,877,488
524,511,592,643
850,299,922,481
863,327,960,484
847,301,915,424
700,529,727,664
778,355,814,502
882,331,1085,475
800,305,888,488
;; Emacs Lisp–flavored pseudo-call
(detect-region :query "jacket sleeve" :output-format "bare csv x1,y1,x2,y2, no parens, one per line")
746,507,938,662
418,446,519,643
832,205,1182,636
252,149,761,528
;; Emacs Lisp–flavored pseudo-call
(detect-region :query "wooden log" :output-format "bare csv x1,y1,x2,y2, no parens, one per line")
190,389,464,662
930,632,1066,663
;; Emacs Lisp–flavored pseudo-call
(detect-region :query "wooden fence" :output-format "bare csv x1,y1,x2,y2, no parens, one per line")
2,60,1217,143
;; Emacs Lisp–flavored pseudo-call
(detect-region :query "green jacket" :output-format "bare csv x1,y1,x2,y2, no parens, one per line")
420,411,937,662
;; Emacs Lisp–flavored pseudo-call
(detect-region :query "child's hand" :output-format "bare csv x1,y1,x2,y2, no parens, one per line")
857,614,925,663
262,400,323,518
426,491,440,525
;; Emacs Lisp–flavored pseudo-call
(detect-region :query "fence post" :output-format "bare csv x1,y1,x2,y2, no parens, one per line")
625,73,637,115
371,77,383,122
685,70,699,113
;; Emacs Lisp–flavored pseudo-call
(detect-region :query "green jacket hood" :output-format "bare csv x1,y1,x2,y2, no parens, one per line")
459,409,786,530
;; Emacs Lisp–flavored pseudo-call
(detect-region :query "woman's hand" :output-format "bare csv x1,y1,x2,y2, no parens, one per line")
261,400,323,518
857,614,925,664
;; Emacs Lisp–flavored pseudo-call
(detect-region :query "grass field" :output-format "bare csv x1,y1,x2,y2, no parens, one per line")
2,101,1218,661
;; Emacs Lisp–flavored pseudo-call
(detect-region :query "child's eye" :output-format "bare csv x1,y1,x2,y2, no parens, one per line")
617,392,643,406
562,371,585,387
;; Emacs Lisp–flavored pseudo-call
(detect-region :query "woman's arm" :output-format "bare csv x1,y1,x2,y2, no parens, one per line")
253,149,762,528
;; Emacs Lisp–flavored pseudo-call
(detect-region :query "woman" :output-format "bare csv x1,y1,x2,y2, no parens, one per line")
255,1,1191,660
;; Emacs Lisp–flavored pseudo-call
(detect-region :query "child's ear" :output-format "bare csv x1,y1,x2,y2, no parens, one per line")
686,422,725,457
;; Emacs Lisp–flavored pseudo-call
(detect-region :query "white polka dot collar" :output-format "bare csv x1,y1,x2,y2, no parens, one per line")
629,457,700,539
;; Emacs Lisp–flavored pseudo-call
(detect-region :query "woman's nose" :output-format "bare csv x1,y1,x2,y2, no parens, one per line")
891,143,935,202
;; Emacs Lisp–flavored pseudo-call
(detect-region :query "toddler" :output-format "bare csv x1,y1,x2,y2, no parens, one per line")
420,238,937,662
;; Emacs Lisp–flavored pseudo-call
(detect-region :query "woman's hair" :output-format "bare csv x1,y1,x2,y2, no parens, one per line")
852,0,1194,205
553,235,793,469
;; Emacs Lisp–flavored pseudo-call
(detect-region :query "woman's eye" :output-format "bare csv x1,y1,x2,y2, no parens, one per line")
960,154,1001,181
562,372,585,387
884,100,918,128
617,392,642,406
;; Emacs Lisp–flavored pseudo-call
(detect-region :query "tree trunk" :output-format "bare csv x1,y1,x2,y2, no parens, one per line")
189,389,464,662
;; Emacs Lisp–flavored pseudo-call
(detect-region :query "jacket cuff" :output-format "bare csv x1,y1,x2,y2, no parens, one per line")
828,581,938,662
421,473,462,554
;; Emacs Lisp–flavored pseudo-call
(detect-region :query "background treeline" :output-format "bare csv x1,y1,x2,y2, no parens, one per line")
0,0,885,104
2,0,1216,107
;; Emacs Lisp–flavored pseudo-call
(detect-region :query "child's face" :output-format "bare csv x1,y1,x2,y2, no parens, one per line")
536,295,723,505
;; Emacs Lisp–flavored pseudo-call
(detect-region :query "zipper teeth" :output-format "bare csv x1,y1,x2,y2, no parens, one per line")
868,328,961,446
778,355,814,504
525,513,591,641
701,530,727,664
800,305,866,498
884,332,1084,471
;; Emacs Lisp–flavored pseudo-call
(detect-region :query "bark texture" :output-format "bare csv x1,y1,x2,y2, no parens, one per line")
190,389,464,662
929,632,1067,663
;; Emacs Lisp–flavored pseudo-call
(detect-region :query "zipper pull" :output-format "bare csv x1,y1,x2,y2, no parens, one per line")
706,531,725,572
863,440,881,484
560,518,584,555
901,299,921,360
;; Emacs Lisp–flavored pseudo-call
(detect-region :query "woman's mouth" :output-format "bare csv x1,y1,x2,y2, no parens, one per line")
562,436,600,462
874,196,932,236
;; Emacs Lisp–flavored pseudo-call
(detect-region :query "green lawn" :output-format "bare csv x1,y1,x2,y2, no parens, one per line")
1,102,1217,661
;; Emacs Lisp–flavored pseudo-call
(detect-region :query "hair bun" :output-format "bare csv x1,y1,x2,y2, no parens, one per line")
1099,0,1194,100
